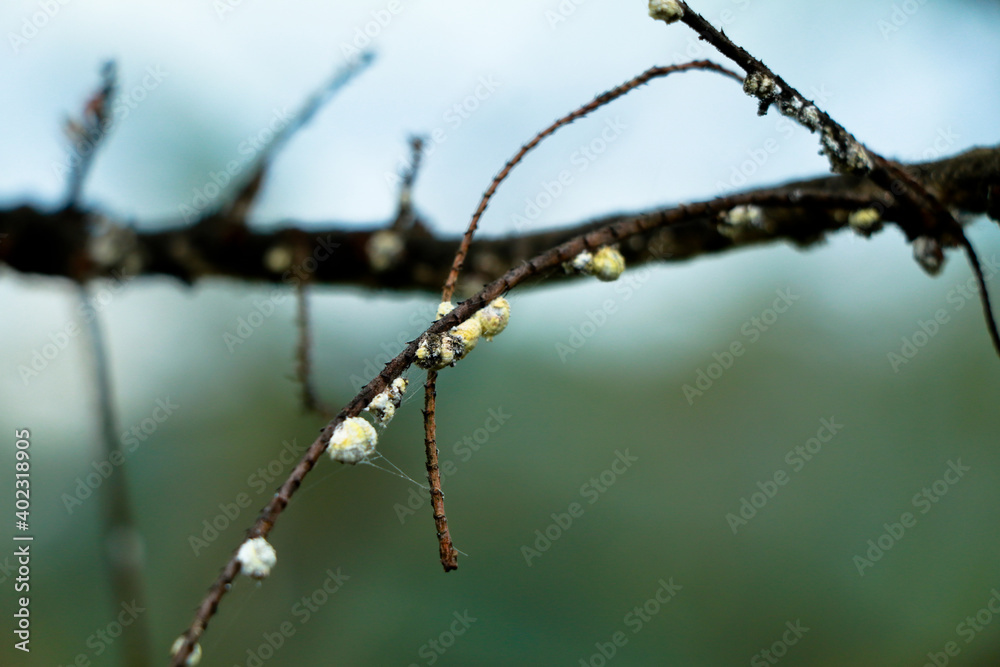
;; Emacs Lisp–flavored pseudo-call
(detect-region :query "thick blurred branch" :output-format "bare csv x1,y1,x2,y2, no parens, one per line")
2,146,997,294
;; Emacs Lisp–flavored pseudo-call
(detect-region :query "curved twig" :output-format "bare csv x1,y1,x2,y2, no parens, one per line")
422,370,458,571
440,60,744,302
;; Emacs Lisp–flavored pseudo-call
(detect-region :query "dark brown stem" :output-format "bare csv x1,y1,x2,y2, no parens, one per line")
78,285,153,667
958,235,1000,355
392,136,425,229
4,148,996,291
422,371,458,572
64,64,153,667
671,0,1000,355
440,60,743,302
673,2,948,234
293,279,326,414
289,236,330,415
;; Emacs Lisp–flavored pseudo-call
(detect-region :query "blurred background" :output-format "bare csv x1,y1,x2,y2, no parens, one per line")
2,0,1000,665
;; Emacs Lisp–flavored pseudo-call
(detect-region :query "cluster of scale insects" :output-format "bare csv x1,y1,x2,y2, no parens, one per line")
327,244,626,468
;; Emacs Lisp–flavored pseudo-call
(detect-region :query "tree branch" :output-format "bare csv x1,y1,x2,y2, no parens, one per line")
3,146,997,295
441,60,743,302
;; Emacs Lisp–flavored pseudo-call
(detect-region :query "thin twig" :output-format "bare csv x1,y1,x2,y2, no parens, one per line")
294,278,327,414
671,3,949,230
78,284,153,667
422,371,458,571
62,65,153,667
440,60,744,301
289,235,331,415
168,187,876,665
670,1,1000,355
215,51,376,225
958,235,1000,355
63,61,117,209
392,136,425,230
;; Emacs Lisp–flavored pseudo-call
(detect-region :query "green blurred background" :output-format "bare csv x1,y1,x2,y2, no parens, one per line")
2,0,1000,665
